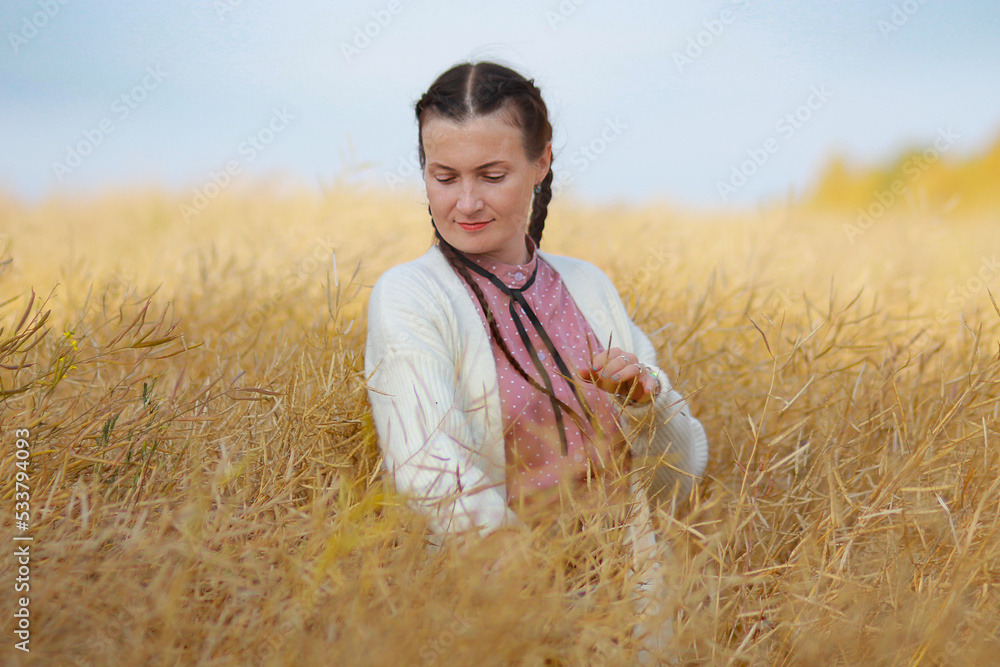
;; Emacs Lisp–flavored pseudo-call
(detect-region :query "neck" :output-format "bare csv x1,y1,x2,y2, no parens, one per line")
450,235,534,266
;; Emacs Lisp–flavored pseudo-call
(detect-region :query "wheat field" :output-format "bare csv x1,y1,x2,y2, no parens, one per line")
1,181,999,665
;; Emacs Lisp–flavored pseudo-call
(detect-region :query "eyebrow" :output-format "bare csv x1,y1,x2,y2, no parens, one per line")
427,160,511,171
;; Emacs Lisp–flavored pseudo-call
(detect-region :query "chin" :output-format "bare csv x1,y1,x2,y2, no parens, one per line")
455,240,489,255
447,228,491,248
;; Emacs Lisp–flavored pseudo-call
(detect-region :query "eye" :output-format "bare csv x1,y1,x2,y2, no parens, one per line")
434,176,455,184
484,173,505,182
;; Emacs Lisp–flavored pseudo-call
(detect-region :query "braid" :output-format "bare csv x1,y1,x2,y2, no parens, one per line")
431,221,592,433
528,167,553,247
415,62,616,447
415,61,554,209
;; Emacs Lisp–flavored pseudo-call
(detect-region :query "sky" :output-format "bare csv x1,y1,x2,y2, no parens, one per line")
1,0,999,209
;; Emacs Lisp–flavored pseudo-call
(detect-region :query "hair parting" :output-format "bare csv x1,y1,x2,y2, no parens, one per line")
418,61,621,450
415,61,554,248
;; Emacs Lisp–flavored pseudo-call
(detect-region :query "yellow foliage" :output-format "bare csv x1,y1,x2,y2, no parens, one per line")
1,185,999,664
806,130,1000,218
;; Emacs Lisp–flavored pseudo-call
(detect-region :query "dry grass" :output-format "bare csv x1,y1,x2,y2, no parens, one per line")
1,183,999,665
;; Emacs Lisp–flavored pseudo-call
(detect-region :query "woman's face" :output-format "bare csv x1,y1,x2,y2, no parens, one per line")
422,109,551,265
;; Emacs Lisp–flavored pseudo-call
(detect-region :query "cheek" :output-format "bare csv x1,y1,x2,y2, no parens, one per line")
426,183,451,208
496,184,530,213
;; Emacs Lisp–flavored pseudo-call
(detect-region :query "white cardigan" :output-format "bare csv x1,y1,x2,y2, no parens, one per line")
364,244,709,539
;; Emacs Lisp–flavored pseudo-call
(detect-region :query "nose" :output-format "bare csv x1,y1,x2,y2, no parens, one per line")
455,182,483,216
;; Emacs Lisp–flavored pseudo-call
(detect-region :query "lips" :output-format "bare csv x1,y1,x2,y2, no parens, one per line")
456,220,492,231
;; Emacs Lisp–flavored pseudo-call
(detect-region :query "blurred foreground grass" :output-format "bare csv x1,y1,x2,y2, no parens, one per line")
1,184,999,665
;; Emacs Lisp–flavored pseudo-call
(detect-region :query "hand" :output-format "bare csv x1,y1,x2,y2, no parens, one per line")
577,347,659,405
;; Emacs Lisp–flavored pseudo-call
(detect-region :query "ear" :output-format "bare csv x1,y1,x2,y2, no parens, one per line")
536,141,552,183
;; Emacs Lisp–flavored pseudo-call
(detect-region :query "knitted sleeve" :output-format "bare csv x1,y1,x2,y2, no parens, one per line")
621,318,710,503
364,266,519,538
586,265,710,502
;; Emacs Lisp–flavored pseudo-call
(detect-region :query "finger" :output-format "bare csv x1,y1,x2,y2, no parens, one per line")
597,347,630,370
627,370,655,402
601,351,636,381
611,360,642,385
593,348,620,376
590,349,611,373
641,372,655,396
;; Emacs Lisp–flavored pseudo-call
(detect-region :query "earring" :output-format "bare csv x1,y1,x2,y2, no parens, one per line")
534,183,541,195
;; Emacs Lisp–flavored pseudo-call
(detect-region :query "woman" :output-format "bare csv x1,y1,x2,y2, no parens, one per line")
364,61,709,660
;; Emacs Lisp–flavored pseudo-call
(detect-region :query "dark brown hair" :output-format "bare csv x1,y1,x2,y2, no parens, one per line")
415,61,599,439
415,61,553,245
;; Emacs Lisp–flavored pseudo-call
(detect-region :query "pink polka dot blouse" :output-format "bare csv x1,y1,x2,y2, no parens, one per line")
453,236,627,508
